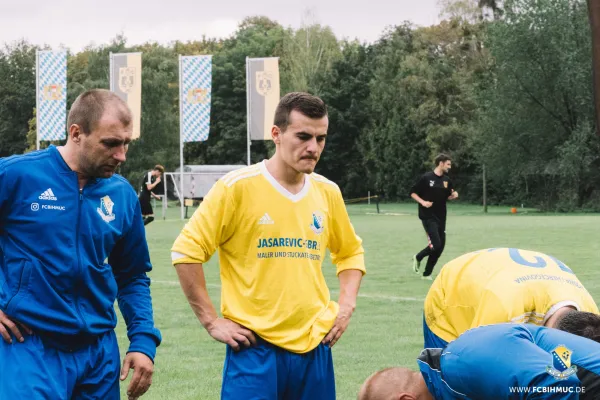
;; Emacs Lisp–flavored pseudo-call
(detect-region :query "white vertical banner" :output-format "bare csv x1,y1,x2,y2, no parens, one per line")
246,57,280,165
180,55,212,142
109,52,142,139
36,50,67,149
178,55,213,219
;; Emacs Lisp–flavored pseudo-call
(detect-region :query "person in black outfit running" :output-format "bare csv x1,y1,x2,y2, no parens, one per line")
409,154,458,280
139,164,164,225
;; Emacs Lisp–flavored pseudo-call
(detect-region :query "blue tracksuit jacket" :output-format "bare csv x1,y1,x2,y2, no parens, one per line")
0,145,161,359
418,324,600,399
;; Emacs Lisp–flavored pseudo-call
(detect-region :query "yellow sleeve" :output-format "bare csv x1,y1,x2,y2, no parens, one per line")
328,187,366,276
171,180,235,265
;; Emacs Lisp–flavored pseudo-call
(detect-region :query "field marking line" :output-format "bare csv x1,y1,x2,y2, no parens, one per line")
365,212,411,216
151,280,423,302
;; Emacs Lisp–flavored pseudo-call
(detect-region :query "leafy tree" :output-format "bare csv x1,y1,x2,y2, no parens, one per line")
474,0,597,209
0,41,40,157
184,16,286,167
281,10,342,95
318,41,374,197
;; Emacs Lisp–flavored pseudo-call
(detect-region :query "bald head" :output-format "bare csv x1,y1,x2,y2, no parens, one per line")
358,367,431,400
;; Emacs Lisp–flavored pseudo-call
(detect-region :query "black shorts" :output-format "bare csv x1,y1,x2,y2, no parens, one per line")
139,194,153,216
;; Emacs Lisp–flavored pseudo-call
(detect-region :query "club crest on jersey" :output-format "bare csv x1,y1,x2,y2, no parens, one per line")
97,195,116,223
310,211,325,235
429,180,434,187
443,181,448,188
546,345,577,380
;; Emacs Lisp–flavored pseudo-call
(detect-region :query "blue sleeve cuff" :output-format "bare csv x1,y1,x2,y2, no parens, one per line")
127,333,159,362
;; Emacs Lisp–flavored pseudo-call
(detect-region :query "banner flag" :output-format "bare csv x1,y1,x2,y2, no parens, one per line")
110,52,142,139
247,57,280,140
180,55,212,142
36,50,67,141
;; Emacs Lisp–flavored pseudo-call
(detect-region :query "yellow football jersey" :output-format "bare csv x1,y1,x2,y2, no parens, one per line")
171,161,365,353
424,248,599,343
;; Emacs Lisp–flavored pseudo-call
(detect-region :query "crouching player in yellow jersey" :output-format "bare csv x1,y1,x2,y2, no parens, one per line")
171,93,366,400
424,247,600,348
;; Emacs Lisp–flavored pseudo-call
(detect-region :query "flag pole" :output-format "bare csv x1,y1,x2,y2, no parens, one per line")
246,57,251,166
179,55,185,220
109,52,113,91
36,50,40,151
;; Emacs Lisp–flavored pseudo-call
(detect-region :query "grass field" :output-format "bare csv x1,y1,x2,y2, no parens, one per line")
116,202,600,399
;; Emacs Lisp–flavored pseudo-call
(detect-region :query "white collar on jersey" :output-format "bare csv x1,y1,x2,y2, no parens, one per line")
259,160,311,203
543,300,581,325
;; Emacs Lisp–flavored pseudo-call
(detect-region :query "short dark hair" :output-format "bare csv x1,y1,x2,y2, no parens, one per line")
434,153,452,166
556,310,600,343
67,89,132,134
154,164,165,174
273,92,328,132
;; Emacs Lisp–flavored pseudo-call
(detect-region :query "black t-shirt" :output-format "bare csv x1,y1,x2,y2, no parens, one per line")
410,171,454,221
139,172,156,198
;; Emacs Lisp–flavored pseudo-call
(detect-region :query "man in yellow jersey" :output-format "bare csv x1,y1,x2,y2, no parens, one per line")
171,92,365,400
423,247,600,348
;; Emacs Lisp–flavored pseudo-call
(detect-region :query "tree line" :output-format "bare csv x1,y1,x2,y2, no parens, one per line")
1,0,599,211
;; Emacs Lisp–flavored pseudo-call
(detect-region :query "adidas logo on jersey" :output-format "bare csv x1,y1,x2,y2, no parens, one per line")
39,188,57,201
258,213,274,225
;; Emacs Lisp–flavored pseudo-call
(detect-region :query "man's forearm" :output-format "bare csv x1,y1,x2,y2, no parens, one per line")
175,263,218,329
411,193,424,205
337,269,363,311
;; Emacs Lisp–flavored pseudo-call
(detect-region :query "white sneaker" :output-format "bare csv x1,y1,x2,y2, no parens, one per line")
412,255,421,274
421,275,433,281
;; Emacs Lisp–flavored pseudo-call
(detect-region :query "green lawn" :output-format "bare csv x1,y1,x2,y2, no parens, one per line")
116,203,600,399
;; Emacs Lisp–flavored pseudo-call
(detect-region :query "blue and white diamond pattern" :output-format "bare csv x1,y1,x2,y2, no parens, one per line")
37,51,67,141
181,55,212,143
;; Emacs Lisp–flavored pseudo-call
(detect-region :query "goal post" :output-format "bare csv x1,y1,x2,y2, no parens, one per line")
161,165,245,220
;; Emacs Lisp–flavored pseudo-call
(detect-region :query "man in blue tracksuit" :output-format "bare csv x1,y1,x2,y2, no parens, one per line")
0,89,161,399
359,324,600,399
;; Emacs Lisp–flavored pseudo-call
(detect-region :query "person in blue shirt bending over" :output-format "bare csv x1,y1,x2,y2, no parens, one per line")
358,323,600,400
0,89,161,400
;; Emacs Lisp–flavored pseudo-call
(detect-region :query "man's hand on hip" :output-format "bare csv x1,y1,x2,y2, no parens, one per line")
120,352,154,399
322,303,354,348
0,309,32,343
206,318,257,351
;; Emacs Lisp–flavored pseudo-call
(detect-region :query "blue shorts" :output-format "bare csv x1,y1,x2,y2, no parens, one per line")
423,314,449,349
221,336,335,400
0,330,120,399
